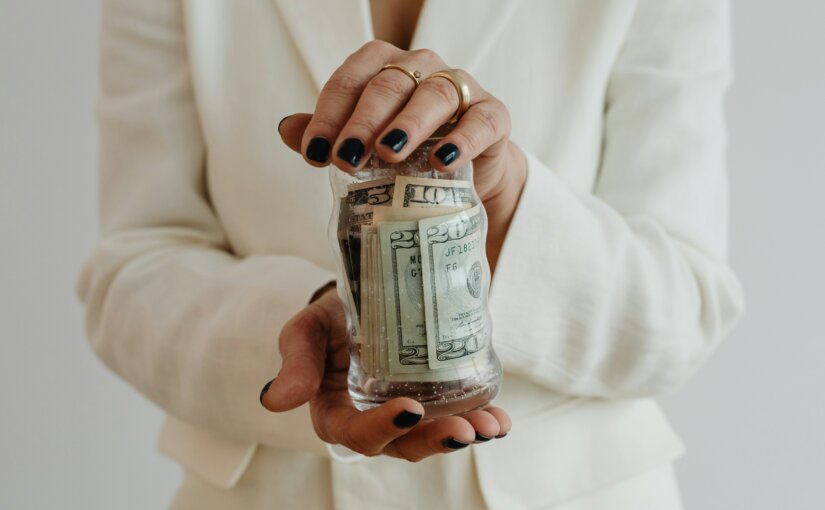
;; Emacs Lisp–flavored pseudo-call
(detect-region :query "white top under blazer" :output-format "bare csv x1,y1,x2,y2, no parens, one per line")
78,0,744,508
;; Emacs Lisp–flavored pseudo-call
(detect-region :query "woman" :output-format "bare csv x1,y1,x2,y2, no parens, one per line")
79,0,744,508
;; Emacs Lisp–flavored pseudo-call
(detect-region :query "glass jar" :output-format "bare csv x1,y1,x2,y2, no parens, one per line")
327,137,502,417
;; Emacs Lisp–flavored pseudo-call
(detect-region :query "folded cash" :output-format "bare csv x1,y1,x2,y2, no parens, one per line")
419,204,487,369
338,175,489,380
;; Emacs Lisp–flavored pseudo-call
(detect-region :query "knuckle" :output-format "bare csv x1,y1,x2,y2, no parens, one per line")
356,40,395,61
411,48,439,62
474,107,500,138
365,39,394,53
309,116,344,134
346,116,382,135
287,351,322,376
368,74,412,102
396,111,427,133
279,314,326,359
323,72,364,99
277,319,304,355
288,310,320,338
453,68,471,81
423,78,458,107
454,129,484,153
490,99,512,133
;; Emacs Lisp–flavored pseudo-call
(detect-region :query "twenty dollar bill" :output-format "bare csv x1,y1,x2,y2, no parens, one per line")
419,204,488,369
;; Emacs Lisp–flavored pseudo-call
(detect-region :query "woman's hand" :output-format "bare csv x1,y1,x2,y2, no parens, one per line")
278,40,527,271
260,286,511,461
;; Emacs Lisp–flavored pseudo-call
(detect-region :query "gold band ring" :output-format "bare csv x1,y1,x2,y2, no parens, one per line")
426,69,472,124
380,64,423,87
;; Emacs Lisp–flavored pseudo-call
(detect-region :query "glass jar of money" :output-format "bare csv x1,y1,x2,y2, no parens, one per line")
328,135,502,418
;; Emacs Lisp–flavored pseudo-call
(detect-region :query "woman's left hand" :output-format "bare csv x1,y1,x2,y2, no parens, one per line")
278,40,527,270
261,285,512,461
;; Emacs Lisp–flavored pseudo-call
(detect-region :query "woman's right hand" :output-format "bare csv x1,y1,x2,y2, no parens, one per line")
259,286,511,462
277,40,527,273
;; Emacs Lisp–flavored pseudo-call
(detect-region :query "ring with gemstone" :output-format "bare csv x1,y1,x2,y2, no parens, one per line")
380,64,423,87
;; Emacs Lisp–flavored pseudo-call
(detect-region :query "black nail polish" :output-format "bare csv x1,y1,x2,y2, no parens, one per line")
495,433,508,439
474,432,493,443
393,410,423,429
306,137,331,164
277,115,291,133
259,379,274,405
442,438,470,450
435,143,460,166
337,138,364,167
380,129,408,153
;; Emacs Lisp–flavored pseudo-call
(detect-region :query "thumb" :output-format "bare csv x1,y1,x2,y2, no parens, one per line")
260,304,327,412
277,113,313,154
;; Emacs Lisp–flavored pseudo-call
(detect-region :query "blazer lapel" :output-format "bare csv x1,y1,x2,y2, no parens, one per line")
410,0,522,73
272,0,373,92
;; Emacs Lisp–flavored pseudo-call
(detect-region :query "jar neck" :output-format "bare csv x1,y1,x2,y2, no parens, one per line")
362,137,441,175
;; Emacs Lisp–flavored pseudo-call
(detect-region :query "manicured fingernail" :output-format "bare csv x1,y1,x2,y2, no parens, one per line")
259,379,274,406
393,410,423,428
277,115,291,134
306,137,331,164
474,432,493,443
337,138,364,167
495,433,508,439
435,143,460,165
380,129,408,153
442,438,470,450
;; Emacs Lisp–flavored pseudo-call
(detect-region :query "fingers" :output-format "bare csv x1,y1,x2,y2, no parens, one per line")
458,410,501,443
278,113,312,154
383,408,510,462
285,44,511,182
260,305,328,412
383,415,477,462
373,70,468,164
333,49,445,171
311,395,425,456
483,406,512,438
371,70,480,164
300,40,402,168
330,68,416,171
372,69,511,175
428,97,511,173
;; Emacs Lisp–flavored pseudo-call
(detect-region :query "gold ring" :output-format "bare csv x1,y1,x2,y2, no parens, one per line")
425,69,472,124
380,64,423,87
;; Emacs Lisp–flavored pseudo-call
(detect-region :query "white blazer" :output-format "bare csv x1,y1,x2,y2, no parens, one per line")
79,0,744,508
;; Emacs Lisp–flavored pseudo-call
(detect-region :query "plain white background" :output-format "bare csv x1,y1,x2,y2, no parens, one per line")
1,1,822,508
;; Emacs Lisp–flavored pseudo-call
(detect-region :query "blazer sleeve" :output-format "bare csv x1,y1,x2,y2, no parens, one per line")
489,0,745,398
77,0,335,453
